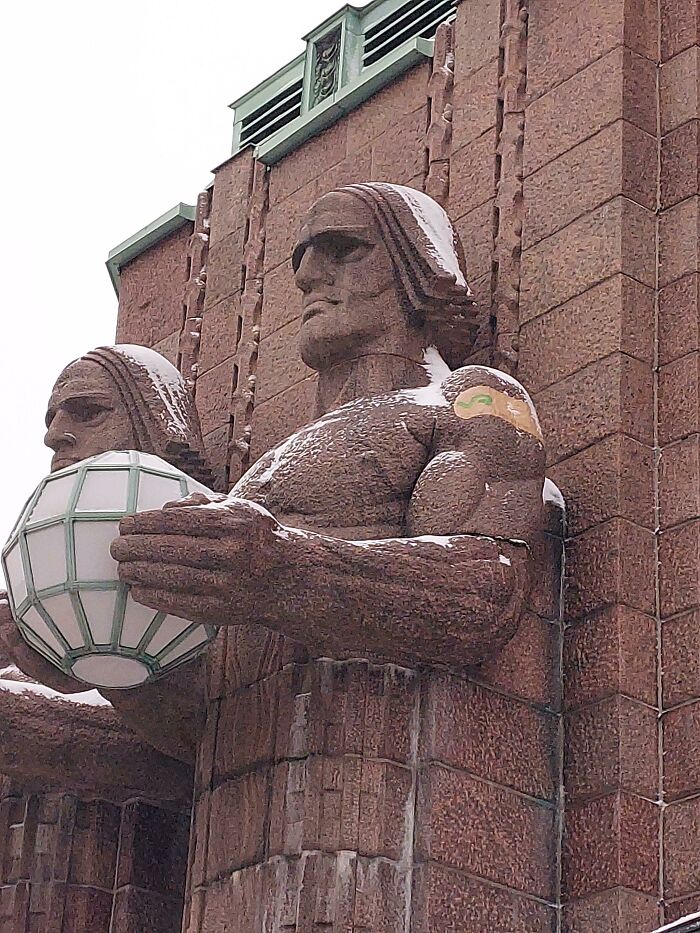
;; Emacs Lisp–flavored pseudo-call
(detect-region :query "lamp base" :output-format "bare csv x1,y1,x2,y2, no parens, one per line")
72,654,151,689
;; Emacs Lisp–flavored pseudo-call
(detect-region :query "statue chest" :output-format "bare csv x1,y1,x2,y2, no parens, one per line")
234,397,434,534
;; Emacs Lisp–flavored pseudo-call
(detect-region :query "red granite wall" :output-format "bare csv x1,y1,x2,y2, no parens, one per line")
518,1,661,930
116,224,193,366
0,778,189,933
108,1,700,931
658,4,700,924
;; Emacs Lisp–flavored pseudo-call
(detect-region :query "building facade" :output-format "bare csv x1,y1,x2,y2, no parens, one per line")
5,0,700,929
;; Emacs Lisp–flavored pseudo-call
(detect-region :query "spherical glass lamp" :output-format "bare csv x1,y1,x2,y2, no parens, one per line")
1,451,218,689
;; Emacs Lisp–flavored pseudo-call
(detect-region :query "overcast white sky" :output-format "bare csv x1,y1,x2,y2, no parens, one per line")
0,0,369,544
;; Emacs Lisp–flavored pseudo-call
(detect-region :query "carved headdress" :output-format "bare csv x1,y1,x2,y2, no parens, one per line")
342,183,471,310
81,345,216,489
295,183,477,365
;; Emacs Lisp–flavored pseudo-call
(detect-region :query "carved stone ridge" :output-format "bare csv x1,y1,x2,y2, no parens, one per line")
490,0,528,375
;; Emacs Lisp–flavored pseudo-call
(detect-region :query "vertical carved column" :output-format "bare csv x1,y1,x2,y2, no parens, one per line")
490,0,528,375
43,794,77,931
179,190,212,393
518,1,660,927
425,22,455,206
228,161,269,485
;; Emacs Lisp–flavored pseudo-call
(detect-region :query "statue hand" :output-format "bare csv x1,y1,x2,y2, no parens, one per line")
164,490,228,509
0,591,86,693
111,497,283,626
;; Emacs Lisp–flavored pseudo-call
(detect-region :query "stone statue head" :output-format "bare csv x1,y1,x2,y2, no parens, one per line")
292,183,475,370
45,344,215,488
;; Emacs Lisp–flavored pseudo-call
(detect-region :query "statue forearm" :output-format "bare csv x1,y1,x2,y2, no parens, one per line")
100,656,205,765
0,679,192,801
116,501,531,670
250,529,529,668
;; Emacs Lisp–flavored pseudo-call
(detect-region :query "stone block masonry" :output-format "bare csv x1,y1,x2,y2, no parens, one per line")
104,0,700,930
0,779,190,933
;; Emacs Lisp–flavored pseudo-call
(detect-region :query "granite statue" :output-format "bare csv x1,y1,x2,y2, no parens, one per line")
1,186,550,928
43,343,214,487
0,344,216,788
114,184,545,669
108,186,549,926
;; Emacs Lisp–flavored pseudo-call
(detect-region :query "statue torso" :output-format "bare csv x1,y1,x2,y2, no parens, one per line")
234,390,442,539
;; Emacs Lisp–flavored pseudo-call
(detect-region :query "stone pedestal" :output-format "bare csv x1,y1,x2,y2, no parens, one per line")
0,779,189,933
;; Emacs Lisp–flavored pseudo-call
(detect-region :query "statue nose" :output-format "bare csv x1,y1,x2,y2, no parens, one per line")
295,245,335,290
44,412,75,452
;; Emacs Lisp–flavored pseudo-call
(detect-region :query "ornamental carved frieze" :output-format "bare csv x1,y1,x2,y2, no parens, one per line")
312,26,342,106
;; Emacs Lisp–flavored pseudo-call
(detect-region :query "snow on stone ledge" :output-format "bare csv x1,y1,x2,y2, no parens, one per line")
652,914,700,932
0,677,111,707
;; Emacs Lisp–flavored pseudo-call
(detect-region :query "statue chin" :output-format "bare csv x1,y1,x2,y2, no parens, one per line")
299,328,349,373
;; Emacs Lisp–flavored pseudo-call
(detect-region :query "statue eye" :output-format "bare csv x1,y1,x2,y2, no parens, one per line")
330,236,370,262
67,400,110,423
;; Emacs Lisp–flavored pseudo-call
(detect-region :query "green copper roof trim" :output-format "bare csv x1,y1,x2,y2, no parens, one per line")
230,0,453,159
230,53,306,121
106,203,196,297
257,36,434,165
106,0,452,293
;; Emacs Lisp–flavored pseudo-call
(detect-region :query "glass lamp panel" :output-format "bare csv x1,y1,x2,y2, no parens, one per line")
79,590,118,644
4,542,28,608
20,623,61,664
137,473,186,513
135,452,172,472
12,491,40,536
72,654,150,689
76,469,130,513
159,625,210,665
120,594,159,648
146,615,192,656
21,606,66,657
41,593,85,649
26,524,67,590
91,452,132,466
73,521,120,582
27,474,76,524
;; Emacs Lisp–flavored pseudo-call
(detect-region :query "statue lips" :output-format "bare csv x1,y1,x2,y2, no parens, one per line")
302,297,340,323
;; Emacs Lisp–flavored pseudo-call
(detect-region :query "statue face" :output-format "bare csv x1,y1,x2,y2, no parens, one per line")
44,360,136,472
293,191,403,370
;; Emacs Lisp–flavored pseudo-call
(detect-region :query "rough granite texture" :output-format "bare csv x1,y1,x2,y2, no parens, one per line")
7,0,700,930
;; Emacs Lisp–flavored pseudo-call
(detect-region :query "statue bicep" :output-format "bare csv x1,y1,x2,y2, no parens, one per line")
407,450,487,536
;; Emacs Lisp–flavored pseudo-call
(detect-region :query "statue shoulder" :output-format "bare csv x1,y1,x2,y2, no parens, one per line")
440,364,535,407
434,365,545,478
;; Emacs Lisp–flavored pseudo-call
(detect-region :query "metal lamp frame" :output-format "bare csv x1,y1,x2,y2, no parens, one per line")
2,451,217,686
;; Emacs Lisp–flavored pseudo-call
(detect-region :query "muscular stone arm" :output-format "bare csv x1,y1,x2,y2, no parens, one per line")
248,527,530,668
99,656,205,764
0,674,193,801
114,367,546,670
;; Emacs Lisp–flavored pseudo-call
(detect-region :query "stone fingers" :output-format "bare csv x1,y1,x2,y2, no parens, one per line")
119,561,241,597
129,586,233,626
111,534,247,569
119,506,234,538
